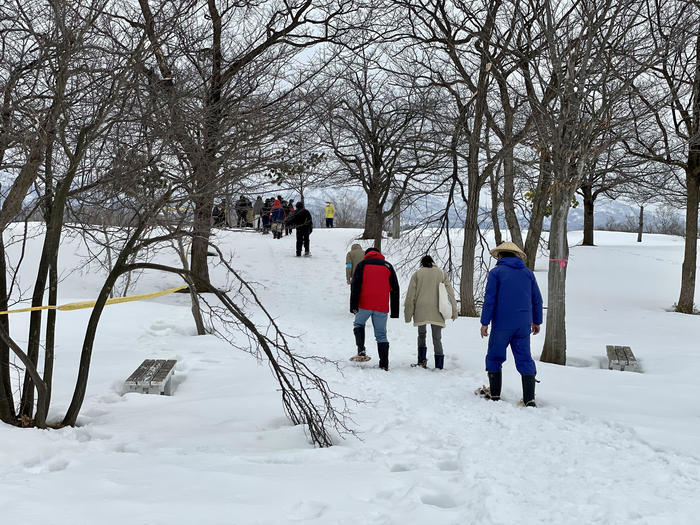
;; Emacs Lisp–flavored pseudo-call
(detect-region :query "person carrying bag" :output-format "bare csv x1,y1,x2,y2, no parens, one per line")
404,255,458,369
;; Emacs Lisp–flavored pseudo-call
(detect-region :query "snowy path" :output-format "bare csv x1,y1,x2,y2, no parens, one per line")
1,227,699,524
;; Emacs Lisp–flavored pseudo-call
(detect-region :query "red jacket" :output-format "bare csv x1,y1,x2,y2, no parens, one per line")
350,251,399,316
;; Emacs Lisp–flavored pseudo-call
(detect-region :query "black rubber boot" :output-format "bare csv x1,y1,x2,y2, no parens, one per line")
377,342,389,371
487,371,502,400
353,326,365,355
522,374,536,407
434,355,444,370
417,347,427,368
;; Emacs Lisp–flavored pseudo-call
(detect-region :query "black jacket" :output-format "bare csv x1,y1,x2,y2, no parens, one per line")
285,208,313,235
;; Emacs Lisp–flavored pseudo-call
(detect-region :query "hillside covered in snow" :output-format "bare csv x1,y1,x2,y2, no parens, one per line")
1,225,699,524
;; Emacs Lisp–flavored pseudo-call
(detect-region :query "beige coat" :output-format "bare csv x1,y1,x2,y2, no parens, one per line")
346,244,365,281
404,266,458,327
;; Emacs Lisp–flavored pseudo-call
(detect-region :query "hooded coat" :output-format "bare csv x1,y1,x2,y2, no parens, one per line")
345,244,365,281
404,266,458,328
270,199,286,223
480,256,543,329
350,250,399,316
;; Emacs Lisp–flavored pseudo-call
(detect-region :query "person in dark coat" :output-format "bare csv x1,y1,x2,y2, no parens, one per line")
479,242,543,407
234,195,250,227
261,197,273,234
350,247,400,370
285,201,313,256
285,199,295,236
212,201,226,227
270,198,287,239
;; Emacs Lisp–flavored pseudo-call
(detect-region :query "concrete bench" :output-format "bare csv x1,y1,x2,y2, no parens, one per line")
124,359,177,395
605,345,641,373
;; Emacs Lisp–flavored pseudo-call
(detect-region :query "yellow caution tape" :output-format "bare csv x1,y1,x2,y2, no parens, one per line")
0,285,188,315
0,305,55,315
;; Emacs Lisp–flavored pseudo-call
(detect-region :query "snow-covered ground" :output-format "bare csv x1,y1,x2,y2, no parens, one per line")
1,225,699,524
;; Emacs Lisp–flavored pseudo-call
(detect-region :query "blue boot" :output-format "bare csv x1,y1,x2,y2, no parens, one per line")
417,347,427,368
434,354,444,370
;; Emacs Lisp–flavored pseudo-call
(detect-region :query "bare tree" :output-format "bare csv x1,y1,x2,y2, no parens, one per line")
577,143,648,246
129,0,359,287
624,0,700,313
519,0,659,364
317,48,442,250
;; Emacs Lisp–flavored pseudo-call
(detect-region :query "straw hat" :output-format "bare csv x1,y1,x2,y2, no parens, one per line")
490,241,527,259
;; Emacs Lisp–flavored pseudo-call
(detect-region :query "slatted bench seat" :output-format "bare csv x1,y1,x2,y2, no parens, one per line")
124,359,177,395
605,345,641,373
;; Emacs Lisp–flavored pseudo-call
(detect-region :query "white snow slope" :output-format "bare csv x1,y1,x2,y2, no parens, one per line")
1,225,700,525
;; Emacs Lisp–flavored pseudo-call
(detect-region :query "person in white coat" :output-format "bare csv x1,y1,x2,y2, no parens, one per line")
404,255,458,369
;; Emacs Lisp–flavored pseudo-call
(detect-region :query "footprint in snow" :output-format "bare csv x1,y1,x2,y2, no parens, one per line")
437,459,460,472
390,463,414,472
420,492,460,509
47,459,70,472
287,501,327,521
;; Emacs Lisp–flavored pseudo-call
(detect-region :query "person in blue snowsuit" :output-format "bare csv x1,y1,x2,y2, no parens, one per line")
479,242,543,407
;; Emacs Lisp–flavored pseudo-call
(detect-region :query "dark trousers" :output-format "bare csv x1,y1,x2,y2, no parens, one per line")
296,230,310,255
325,218,334,228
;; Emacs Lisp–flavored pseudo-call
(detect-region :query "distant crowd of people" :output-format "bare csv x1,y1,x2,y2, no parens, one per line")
212,195,337,257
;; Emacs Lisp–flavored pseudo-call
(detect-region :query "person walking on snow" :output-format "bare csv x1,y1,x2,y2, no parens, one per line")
235,195,251,227
479,242,543,407
261,197,273,234
285,199,295,236
404,255,458,370
253,196,263,230
324,201,335,228
350,247,399,370
285,201,313,256
270,198,286,239
345,243,364,285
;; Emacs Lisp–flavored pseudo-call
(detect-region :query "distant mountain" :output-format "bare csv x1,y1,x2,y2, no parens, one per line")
282,185,676,232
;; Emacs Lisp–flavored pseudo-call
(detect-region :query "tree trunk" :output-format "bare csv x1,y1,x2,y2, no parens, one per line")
459,189,480,317
38,255,58,425
62,218,151,426
0,233,14,423
676,169,699,313
190,185,213,289
502,151,523,248
392,201,401,239
489,172,503,246
637,205,644,243
540,183,571,365
581,183,595,246
524,151,552,270
362,191,383,250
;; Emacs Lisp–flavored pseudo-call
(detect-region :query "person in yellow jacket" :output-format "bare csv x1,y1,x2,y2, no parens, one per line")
404,255,458,369
324,201,335,228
